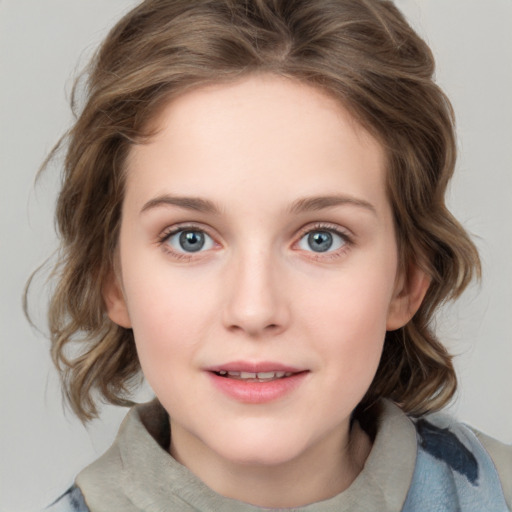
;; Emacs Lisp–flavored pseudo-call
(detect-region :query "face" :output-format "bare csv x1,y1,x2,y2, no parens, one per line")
106,74,424,485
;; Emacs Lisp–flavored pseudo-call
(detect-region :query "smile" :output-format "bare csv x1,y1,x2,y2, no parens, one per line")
206,362,309,403
214,370,295,382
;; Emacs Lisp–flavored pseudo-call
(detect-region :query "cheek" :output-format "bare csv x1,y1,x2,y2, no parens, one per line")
120,260,215,380
308,262,395,333
126,288,203,407
304,266,395,380
128,284,205,339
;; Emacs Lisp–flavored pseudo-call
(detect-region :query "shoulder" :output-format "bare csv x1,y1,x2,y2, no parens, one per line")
44,486,90,512
471,427,512,509
406,412,511,512
71,402,163,511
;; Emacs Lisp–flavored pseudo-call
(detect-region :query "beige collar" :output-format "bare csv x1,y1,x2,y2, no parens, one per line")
77,399,417,511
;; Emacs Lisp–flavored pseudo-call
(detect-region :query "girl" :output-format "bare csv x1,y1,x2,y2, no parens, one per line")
22,0,511,510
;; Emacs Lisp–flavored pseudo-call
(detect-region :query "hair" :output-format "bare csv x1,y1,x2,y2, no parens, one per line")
32,0,480,422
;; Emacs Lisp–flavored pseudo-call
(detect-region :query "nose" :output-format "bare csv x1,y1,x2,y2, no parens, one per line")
222,245,290,337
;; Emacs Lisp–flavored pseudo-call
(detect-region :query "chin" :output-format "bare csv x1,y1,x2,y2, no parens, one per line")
208,426,312,467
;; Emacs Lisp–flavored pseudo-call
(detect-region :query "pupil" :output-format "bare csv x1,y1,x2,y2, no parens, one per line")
179,231,205,252
308,231,332,252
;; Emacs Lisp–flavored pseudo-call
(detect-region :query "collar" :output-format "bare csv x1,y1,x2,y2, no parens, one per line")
77,398,417,511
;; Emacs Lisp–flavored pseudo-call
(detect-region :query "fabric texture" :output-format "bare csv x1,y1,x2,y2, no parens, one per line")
45,486,89,512
45,399,511,512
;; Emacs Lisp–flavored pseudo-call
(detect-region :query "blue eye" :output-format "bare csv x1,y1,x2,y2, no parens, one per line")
166,229,215,253
298,229,346,253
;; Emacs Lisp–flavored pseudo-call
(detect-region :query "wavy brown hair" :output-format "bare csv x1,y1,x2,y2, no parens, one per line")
31,0,480,421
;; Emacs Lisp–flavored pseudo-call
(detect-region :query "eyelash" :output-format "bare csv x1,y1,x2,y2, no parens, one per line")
157,223,217,262
295,223,353,261
157,222,353,261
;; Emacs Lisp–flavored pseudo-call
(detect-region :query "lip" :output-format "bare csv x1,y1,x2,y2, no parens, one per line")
204,360,304,374
204,361,309,404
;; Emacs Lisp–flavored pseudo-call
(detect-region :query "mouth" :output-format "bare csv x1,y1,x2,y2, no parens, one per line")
212,370,298,382
205,362,309,403
205,361,307,380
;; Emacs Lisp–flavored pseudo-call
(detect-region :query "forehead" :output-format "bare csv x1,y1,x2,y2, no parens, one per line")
124,74,388,215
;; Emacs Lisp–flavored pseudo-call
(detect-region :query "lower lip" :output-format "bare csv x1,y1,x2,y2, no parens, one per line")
207,372,308,404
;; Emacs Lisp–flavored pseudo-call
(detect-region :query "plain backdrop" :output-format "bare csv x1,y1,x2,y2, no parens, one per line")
1,1,511,510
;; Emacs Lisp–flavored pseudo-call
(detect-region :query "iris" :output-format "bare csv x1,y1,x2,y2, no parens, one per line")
307,231,333,252
179,231,205,252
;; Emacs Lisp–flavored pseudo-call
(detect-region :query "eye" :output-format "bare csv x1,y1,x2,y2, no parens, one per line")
297,229,347,253
165,229,215,253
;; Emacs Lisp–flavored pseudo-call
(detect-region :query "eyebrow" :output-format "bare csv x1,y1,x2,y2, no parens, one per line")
289,195,377,215
141,195,221,215
140,194,376,216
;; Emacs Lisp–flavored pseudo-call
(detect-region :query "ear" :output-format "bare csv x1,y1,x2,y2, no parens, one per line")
102,271,132,329
386,263,430,331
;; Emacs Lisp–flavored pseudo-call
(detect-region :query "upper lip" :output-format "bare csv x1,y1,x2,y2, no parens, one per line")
204,361,306,373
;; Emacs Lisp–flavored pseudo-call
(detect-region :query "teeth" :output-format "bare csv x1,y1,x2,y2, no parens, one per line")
218,370,295,380
257,372,276,379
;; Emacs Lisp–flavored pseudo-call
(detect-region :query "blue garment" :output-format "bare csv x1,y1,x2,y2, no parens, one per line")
402,419,509,511
45,417,509,511
45,486,89,512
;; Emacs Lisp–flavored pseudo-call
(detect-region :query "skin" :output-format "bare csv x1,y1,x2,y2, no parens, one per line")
105,74,429,508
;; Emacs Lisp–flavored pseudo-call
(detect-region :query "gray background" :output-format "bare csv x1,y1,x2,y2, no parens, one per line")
1,1,511,510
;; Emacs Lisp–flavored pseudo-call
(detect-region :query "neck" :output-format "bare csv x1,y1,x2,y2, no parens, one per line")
169,420,372,508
